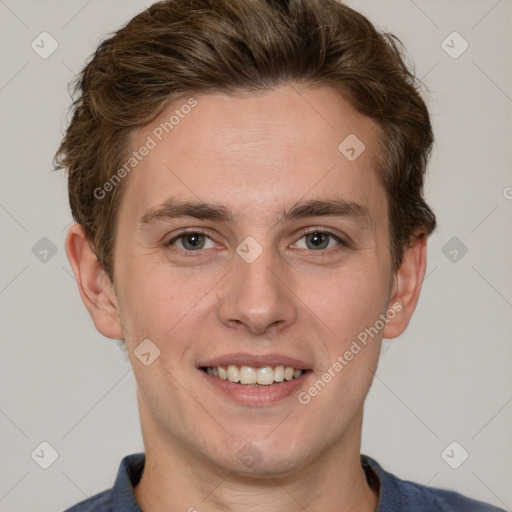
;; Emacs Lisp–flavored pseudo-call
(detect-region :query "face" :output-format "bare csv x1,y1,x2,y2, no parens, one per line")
89,85,412,475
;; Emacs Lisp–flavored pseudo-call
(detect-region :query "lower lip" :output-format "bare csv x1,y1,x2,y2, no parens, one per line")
199,369,310,405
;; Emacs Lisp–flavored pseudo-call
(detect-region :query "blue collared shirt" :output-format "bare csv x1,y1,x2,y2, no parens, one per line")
63,453,505,511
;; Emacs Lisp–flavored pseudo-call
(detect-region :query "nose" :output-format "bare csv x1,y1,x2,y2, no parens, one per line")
217,244,297,335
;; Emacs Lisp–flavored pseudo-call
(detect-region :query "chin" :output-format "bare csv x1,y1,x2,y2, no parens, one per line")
208,431,318,478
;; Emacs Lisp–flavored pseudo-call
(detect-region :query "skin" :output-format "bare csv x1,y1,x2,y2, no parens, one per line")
66,84,427,512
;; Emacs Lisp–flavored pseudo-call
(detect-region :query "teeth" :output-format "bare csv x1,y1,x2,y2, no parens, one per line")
239,365,257,384
205,364,304,385
274,365,284,382
227,364,240,382
256,367,274,385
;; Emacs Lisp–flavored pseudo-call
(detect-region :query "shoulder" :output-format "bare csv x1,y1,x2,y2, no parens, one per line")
397,477,505,511
361,455,506,512
62,453,145,512
63,490,112,512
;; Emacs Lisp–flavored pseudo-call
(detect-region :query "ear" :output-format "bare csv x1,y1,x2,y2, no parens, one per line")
382,232,427,339
65,223,124,339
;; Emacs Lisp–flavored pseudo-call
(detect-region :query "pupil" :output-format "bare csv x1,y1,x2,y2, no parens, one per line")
186,233,202,249
309,232,326,249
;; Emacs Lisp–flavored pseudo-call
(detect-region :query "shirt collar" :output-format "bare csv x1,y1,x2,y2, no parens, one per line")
112,452,392,511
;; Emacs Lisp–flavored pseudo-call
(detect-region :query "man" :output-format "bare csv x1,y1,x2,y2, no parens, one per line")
56,0,504,510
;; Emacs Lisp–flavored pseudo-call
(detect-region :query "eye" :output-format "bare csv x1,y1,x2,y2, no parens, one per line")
165,229,347,254
166,231,217,251
293,230,345,251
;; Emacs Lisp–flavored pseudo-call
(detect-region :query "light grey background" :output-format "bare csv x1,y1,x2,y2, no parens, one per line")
0,0,511,510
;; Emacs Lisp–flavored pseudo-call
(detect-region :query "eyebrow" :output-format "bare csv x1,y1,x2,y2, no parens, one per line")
139,197,370,225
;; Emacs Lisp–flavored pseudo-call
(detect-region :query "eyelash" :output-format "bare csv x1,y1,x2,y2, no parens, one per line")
165,228,347,255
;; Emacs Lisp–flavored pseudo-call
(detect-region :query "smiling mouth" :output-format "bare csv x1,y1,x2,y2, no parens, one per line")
201,365,307,386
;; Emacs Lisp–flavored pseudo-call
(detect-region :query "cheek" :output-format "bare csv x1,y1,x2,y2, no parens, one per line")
116,256,221,350
306,265,390,344
299,266,388,404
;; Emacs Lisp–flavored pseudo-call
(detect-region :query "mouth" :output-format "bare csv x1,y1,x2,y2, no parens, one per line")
197,354,312,405
201,364,306,386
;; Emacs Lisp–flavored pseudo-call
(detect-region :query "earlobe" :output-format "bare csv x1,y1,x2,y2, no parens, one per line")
382,232,427,339
65,223,124,340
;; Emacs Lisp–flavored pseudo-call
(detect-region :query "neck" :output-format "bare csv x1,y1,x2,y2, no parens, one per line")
134,406,379,512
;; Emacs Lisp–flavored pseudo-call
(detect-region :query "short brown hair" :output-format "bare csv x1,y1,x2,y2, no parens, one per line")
54,0,436,282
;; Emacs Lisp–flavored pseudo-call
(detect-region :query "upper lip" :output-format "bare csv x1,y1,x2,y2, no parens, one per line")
198,353,310,370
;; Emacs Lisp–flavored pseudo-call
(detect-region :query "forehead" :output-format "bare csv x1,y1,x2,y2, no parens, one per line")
119,84,385,224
